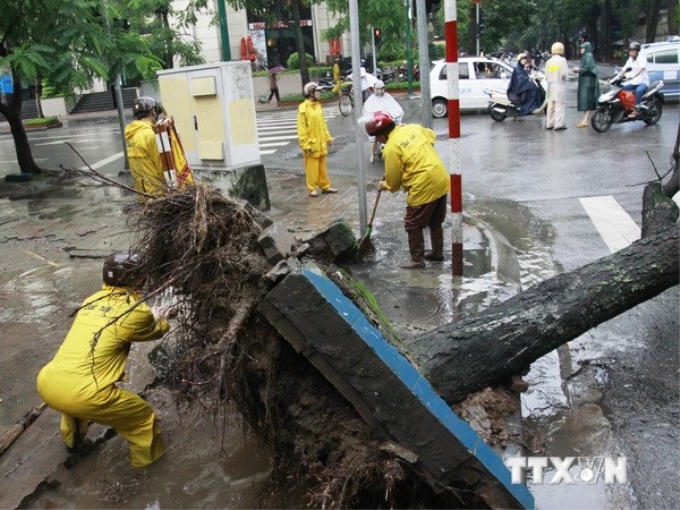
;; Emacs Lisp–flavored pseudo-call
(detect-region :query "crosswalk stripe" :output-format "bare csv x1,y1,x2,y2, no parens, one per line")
255,107,338,155
259,141,291,148
258,134,299,141
579,196,640,253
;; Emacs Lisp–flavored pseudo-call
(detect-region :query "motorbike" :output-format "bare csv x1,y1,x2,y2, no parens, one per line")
484,70,547,121
316,76,335,93
398,63,419,82
590,74,664,133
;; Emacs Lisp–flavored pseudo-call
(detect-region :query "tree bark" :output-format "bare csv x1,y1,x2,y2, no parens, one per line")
668,0,679,36
645,0,662,43
413,224,679,405
290,0,310,87
0,72,43,175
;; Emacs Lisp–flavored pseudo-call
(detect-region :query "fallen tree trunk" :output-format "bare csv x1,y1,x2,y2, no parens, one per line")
415,224,679,404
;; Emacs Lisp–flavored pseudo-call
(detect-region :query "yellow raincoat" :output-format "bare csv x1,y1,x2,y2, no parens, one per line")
297,98,334,193
37,285,170,467
383,124,450,206
125,119,165,198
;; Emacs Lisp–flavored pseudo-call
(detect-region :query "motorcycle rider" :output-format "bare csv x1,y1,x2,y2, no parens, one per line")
507,53,543,116
613,41,649,117
362,80,404,163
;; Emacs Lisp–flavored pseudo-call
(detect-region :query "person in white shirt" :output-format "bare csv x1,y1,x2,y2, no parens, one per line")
614,41,649,116
363,80,404,162
544,42,569,130
360,67,378,102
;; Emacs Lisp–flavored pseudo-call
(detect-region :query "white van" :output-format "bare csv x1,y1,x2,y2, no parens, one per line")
642,41,680,100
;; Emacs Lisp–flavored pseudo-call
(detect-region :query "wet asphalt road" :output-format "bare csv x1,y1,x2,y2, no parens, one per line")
0,84,678,509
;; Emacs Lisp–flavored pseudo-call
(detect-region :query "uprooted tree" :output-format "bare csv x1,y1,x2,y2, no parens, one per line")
128,127,678,508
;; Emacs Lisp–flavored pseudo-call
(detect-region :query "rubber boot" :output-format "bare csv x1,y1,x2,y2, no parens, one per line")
400,230,426,269
424,226,444,261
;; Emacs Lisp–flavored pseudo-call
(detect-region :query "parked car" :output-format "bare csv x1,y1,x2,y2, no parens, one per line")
429,57,514,117
641,41,678,101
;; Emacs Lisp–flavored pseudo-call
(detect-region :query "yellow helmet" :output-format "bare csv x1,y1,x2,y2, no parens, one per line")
551,42,565,55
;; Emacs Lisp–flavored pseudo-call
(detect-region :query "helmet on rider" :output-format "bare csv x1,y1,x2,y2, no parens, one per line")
303,82,318,96
133,96,156,119
628,41,641,51
517,53,528,62
363,110,395,137
374,80,385,96
103,253,142,287
551,42,564,55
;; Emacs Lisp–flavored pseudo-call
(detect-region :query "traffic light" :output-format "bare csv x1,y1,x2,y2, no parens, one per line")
373,27,382,45
478,12,485,36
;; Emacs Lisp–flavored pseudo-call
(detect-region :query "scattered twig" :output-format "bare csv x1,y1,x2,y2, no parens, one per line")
64,142,154,199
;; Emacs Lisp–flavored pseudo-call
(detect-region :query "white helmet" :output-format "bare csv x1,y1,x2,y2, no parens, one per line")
551,42,564,55
303,82,318,96
375,80,385,89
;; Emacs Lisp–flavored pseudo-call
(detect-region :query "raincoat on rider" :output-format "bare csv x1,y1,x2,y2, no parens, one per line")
37,285,170,467
507,63,542,116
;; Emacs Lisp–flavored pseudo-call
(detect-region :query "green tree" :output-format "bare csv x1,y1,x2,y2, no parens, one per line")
122,0,208,73
324,0,408,61
0,0,162,175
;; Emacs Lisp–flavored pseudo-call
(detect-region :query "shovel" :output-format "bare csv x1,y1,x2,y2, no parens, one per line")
356,189,382,260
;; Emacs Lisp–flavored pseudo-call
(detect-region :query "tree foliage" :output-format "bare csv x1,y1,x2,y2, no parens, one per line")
434,0,670,59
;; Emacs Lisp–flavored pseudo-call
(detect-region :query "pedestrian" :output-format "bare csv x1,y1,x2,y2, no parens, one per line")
332,58,342,96
612,41,649,117
544,42,569,131
125,96,165,198
297,82,337,197
37,253,175,467
362,80,404,163
362,111,450,269
267,71,280,103
572,41,600,127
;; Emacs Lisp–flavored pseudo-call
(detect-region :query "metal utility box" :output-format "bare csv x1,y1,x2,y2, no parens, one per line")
157,62,259,170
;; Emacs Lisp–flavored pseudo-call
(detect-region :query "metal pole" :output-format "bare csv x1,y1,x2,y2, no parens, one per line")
217,0,232,61
371,27,377,77
406,0,413,94
475,3,480,56
113,76,129,169
416,0,431,128
103,0,129,169
349,0,368,232
445,0,463,276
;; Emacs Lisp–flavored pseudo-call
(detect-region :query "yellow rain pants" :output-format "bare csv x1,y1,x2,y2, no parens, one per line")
37,284,170,467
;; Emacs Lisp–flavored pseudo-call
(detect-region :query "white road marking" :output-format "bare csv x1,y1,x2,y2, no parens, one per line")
579,196,640,253
80,151,124,170
258,141,290,148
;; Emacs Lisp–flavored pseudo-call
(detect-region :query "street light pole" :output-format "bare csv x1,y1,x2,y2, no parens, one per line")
406,0,413,95
103,0,129,169
349,0,368,232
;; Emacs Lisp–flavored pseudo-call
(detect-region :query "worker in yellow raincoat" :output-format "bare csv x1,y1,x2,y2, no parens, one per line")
125,96,165,198
37,253,174,467
362,110,450,269
297,82,337,197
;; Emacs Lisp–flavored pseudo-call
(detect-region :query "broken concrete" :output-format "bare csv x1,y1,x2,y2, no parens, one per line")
259,263,535,510
257,223,298,265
